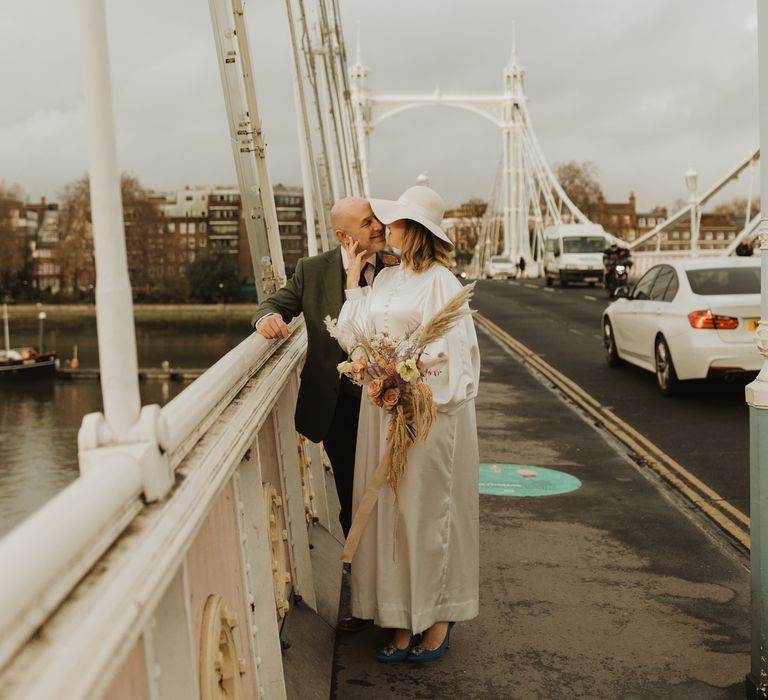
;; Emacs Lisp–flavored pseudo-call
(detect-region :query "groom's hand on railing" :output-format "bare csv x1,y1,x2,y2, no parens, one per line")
256,313,291,339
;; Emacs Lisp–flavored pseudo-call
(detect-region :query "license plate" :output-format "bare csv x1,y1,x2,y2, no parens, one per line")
748,318,760,332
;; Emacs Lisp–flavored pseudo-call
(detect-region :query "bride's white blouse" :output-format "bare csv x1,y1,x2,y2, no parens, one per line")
337,263,480,414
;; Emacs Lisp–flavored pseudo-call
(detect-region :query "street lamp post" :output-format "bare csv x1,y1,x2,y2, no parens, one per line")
746,5,768,698
37,312,47,353
685,168,699,257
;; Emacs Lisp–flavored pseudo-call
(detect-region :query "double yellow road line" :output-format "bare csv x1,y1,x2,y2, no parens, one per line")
475,313,751,552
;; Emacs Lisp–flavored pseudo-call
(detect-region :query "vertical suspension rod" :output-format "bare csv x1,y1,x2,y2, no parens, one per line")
328,0,366,195
286,0,329,251
296,0,337,215
315,0,353,196
230,0,286,285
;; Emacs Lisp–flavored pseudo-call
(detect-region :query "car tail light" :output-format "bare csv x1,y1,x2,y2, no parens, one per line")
687,310,739,330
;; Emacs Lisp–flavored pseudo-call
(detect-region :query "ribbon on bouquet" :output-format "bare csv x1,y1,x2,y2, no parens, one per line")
339,441,393,564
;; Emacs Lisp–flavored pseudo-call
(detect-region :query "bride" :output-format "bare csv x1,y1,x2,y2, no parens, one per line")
335,185,480,661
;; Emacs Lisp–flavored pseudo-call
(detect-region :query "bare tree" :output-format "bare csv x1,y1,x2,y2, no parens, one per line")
713,197,760,220
554,161,604,214
56,176,94,297
56,173,187,300
0,183,28,297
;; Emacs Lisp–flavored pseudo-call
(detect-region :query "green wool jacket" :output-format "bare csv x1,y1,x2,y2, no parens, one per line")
251,247,386,442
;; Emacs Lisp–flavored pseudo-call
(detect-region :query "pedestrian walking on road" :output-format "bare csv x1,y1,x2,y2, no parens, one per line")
518,255,526,278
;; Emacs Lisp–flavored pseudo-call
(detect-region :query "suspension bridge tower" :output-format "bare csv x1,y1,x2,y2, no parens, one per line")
349,39,587,268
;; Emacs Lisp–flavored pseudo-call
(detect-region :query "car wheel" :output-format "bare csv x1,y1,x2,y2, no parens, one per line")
603,318,623,367
545,275,553,287
655,336,678,396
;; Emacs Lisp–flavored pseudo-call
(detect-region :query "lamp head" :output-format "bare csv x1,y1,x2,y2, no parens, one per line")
684,168,699,194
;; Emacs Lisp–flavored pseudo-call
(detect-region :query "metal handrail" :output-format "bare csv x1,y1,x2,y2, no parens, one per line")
0,323,307,681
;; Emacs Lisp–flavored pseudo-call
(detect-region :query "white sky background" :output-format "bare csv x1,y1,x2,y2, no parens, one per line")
0,1,759,211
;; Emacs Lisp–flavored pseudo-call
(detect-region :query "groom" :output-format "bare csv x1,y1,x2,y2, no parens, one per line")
252,197,389,543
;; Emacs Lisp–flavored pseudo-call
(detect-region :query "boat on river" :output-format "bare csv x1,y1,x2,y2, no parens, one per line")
0,304,57,379
0,348,57,379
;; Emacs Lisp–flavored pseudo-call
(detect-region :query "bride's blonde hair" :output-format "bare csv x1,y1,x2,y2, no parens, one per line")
400,220,452,272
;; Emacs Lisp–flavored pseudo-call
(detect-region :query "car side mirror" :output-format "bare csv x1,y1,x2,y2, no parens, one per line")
614,286,630,299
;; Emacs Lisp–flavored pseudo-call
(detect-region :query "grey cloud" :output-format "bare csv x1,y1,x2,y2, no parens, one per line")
0,0,758,212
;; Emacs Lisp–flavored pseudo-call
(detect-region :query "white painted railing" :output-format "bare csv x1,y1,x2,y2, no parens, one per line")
0,321,336,699
629,250,726,279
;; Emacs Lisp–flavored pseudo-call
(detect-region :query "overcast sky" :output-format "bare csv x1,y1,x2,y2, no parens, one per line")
0,1,759,211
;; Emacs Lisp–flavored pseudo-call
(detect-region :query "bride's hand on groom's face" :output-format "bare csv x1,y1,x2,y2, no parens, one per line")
345,238,368,289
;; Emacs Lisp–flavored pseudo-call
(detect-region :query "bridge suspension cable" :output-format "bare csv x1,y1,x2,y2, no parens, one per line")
286,0,366,257
628,149,759,252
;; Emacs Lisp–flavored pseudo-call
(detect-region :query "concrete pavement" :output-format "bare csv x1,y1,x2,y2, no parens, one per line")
331,323,750,699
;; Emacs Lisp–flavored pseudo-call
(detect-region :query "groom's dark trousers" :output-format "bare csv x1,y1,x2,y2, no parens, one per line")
251,247,385,536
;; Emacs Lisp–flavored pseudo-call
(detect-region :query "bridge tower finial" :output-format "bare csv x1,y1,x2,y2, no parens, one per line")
510,20,517,66
504,22,524,99
356,21,363,65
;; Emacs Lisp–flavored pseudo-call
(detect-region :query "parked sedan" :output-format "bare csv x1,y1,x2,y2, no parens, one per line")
602,257,762,394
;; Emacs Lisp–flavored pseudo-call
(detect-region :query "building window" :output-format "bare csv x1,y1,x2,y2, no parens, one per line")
189,222,196,234
200,237,207,247
186,195,193,201
180,223,188,234
638,218,646,227
168,223,176,233
623,215,630,224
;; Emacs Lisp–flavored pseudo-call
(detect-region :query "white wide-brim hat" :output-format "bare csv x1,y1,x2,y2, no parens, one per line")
370,185,452,246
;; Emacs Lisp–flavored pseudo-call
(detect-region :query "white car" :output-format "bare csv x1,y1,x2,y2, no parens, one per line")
486,255,517,279
602,257,762,394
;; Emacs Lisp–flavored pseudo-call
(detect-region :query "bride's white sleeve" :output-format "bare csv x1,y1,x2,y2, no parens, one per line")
419,270,480,414
335,286,372,353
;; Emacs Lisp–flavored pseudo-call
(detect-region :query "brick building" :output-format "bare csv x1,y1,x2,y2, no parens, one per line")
442,199,487,269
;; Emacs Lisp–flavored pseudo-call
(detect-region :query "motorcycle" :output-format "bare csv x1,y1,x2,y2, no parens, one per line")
604,262,630,298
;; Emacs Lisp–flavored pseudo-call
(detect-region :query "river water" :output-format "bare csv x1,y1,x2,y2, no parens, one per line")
0,313,252,536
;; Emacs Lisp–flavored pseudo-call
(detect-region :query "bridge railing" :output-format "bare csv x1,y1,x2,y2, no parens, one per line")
629,250,727,278
0,320,331,700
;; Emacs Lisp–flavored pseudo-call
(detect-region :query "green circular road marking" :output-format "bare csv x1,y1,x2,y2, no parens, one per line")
479,463,581,497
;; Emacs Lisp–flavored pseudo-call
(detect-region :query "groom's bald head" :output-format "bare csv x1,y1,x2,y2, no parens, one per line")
331,197,385,253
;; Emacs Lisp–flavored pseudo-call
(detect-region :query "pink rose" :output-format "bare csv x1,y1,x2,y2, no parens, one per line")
381,387,400,410
367,377,385,405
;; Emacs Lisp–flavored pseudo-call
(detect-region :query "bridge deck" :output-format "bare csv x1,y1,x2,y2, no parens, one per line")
332,325,749,699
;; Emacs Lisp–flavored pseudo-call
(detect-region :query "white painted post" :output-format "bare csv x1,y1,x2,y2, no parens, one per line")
746,5,768,697
235,447,288,700
77,0,141,436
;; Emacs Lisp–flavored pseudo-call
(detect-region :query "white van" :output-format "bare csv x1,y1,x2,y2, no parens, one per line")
543,224,607,287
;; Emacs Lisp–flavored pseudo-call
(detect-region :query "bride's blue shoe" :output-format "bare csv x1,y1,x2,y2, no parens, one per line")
377,635,415,662
407,622,455,662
